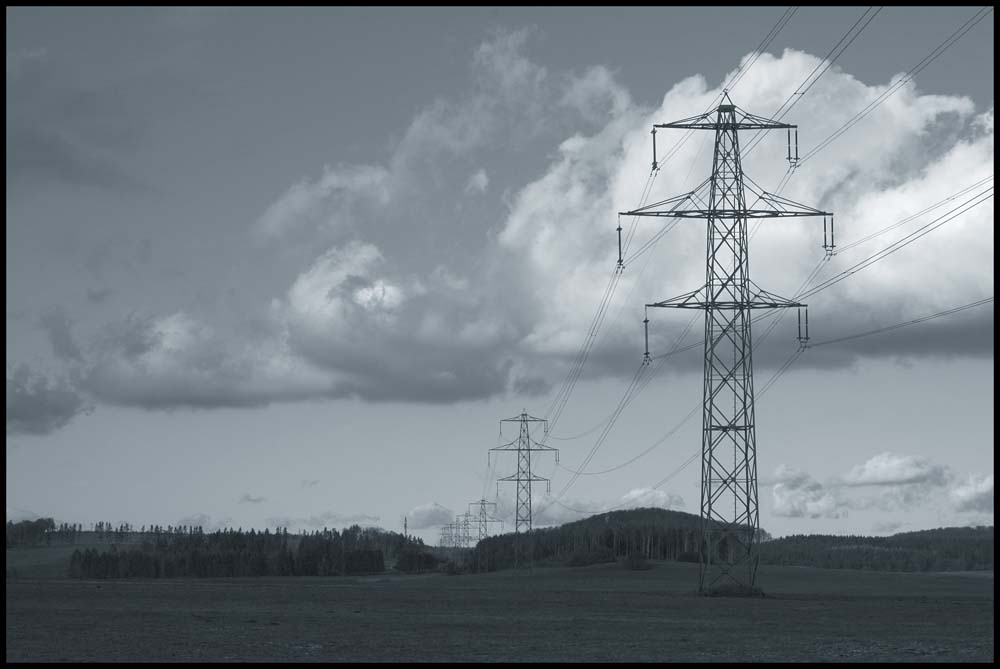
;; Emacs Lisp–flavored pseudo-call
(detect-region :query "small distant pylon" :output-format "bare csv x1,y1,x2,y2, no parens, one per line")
469,499,503,542
490,410,558,568
456,512,476,548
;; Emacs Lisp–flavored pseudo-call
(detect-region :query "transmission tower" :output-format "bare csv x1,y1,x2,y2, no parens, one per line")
439,522,455,548
469,499,504,542
490,410,558,568
456,512,476,548
621,92,832,594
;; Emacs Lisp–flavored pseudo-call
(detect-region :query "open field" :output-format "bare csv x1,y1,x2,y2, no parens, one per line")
5,559,993,662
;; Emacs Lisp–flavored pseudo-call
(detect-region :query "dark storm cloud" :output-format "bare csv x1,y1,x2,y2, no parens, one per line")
39,308,82,361
6,364,91,436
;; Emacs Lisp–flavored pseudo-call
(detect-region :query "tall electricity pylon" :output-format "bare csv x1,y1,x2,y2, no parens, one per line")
490,410,558,568
621,92,832,594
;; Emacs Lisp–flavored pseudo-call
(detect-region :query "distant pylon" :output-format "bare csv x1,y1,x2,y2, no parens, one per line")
456,512,476,548
440,522,459,548
490,410,558,568
621,92,832,594
469,499,503,542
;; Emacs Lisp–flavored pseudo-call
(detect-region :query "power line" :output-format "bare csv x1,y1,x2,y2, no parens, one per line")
799,188,993,299
546,289,991,516
809,297,993,348
798,6,993,164
742,6,884,157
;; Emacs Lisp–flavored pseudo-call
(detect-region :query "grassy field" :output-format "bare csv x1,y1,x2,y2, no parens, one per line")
5,555,993,662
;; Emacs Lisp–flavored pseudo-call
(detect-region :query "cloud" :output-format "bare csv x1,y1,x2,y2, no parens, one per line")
497,48,992,382
771,464,844,518
39,308,82,361
80,311,335,409
239,494,266,504
950,474,993,513
12,37,994,421
407,502,454,529
619,487,684,510
770,453,957,519
253,164,390,241
838,452,952,511
466,169,489,194
6,364,91,436
301,479,320,488
280,240,523,403
842,452,951,487
561,65,631,123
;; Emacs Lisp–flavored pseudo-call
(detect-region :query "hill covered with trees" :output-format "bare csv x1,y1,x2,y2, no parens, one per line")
473,508,749,571
470,510,991,573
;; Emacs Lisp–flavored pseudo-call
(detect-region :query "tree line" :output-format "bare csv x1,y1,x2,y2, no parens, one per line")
6,518,210,547
756,526,993,572
67,525,437,579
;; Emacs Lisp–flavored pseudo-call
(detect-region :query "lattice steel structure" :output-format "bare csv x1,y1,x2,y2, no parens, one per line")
490,410,558,567
456,512,476,548
439,523,455,548
622,93,831,594
469,499,504,542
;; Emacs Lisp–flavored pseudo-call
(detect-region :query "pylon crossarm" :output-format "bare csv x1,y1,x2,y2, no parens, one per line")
527,438,559,451
648,280,806,310
490,437,520,451
742,175,832,217
654,97,797,131
500,413,547,423
497,473,550,483
647,286,706,310
620,188,703,218
621,207,828,219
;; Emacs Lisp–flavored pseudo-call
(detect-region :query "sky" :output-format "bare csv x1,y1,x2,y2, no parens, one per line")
6,7,994,545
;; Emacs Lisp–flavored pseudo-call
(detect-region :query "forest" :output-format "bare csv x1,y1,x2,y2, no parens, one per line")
59,524,435,579
756,526,994,571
